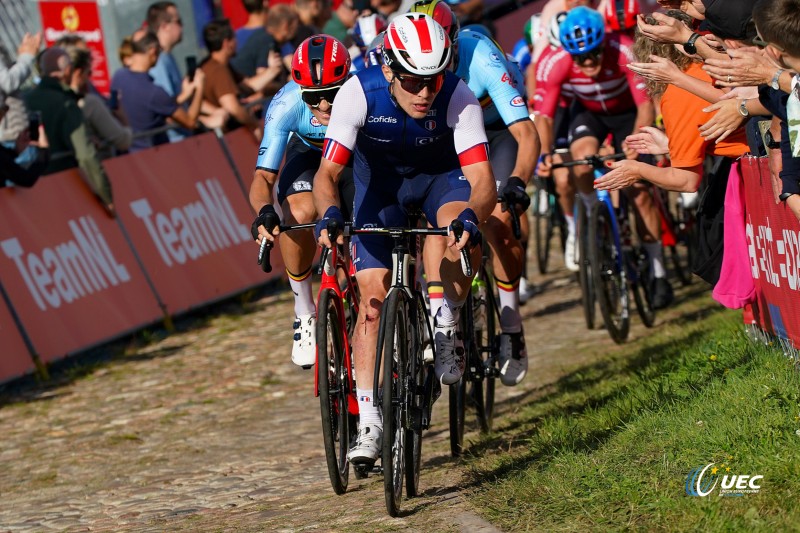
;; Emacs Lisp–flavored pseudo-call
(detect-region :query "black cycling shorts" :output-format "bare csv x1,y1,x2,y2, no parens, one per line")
567,105,636,153
277,136,355,220
486,126,518,191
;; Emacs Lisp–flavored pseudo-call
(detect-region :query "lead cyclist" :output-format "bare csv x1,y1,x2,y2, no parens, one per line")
313,14,496,464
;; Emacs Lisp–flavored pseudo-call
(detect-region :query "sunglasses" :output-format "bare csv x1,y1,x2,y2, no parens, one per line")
300,85,342,108
572,47,602,65
752,31,785,53
393,72,445,94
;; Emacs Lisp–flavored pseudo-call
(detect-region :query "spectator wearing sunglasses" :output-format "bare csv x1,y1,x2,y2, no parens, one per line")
312,14,495,467
250,35,354,368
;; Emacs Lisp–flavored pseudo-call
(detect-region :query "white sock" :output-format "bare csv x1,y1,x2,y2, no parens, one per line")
643,242,666,278
288,269,315,317
436,294,463,327
579,191,597,210
497,280,522,334
564,213,576,237
357,387,382,426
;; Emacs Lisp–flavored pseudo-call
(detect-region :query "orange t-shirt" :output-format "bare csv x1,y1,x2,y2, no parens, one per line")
661,62,749,169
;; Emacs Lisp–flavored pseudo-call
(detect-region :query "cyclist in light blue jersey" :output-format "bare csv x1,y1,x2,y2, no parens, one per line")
412,0,541,386
250,35,355,368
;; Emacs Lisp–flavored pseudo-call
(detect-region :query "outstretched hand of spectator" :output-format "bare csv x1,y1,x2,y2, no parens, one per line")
702,47,776,87
635,12,692,45
267,51,282,72
17,32,42,56
698,99,744,143
717,86,760,101
625,126,670,156
594,159,642,191
627,55,681,84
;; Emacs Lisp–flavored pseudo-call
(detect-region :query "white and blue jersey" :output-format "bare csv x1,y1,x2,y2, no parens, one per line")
453,30,529,129
255,81,328,173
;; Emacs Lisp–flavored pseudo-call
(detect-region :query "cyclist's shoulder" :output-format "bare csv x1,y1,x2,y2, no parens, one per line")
606,32,635,63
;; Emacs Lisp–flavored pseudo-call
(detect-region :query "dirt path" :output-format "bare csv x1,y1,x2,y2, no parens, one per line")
0,248,697,532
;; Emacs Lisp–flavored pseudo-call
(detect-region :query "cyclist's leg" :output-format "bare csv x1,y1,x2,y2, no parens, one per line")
418,169,479,385
347,172,405,463
568,109,606,205
486,128,525,334
276,140,321,366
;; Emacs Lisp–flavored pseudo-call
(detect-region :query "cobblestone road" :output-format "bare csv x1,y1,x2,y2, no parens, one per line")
0,249,690,532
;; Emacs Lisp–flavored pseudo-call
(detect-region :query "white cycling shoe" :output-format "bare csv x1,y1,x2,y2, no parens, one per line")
564,231,579,272
347,424,382,465
434,322,465,385
291,314,316,368
498,331,528,386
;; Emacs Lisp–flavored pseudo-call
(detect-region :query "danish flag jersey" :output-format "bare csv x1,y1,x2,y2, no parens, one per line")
532,33,649,119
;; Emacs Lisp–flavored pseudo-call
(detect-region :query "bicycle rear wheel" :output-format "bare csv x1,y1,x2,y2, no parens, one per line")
380,290,408,517
630,247,656,328
533,177,555,274
472,270,496,433
317,289,351,495
589,202,630,343
405,297,425,498
576,199,596,330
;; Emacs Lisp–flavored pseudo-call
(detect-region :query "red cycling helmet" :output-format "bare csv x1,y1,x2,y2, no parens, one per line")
604,0,640,32
291,35,351,88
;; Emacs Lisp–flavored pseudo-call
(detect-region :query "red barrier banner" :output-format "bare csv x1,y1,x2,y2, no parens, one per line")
0,171,164,363
104,133,284,316
741,156,800,348
222,127,259,188
0,293,35,383
39,1,111,95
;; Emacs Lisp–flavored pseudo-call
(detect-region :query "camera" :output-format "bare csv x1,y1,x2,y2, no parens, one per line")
28,111,41,141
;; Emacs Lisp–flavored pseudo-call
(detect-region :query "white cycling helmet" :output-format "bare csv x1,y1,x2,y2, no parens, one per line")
382,13,452,76
548,11,568,48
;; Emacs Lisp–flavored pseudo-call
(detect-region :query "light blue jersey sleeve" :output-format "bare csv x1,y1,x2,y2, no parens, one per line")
255,82,327,172
455,31,529,128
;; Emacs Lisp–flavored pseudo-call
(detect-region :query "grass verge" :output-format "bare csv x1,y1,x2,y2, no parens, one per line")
465,299,800,532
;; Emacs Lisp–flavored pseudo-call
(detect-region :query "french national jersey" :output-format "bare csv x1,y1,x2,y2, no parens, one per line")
322,66,489,176
255,81,328,173
532,33,649,119
453,30,530,129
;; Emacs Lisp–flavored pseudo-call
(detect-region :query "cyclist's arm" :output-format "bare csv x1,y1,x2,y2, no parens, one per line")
313,156,345,216
249,90,296,213
508,119,540,184
450,81,496,222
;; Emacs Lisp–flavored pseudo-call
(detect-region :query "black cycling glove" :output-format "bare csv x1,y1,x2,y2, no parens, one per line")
251,204,280,241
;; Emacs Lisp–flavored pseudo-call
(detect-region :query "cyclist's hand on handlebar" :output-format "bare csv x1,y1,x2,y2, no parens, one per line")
251,205,280,244
314,205,345,248
536,153,553,178
501,176,531,212
449,208,480,250
593,159,641,191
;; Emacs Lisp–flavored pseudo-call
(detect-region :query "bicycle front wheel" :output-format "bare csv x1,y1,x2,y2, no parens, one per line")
589,202,630,343
631,247,656,328
576,199,596,330
472,270,496,433
317,289,351,495
533,177,554,274
380,290,409,517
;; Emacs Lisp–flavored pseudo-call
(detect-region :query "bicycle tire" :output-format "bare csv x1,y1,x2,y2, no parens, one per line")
576,199,596,330
473,269,496,433
533,178,554,274
448,375,466,457
317,289,351,495
405,297,425,498
630,247,656,328
380,290,408,517
589,202,630,344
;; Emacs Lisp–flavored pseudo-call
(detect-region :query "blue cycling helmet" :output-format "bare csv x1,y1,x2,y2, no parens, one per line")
559,6,605,55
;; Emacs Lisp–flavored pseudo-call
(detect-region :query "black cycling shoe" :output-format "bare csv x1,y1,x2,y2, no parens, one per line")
650,277,674,310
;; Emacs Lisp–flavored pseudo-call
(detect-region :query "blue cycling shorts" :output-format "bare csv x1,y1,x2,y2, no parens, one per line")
350,155,471,272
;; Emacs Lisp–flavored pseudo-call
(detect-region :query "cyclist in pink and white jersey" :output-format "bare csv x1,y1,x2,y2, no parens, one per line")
535,6,673,308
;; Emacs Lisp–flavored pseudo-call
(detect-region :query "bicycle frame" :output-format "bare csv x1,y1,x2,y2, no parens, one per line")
314,241,359,419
